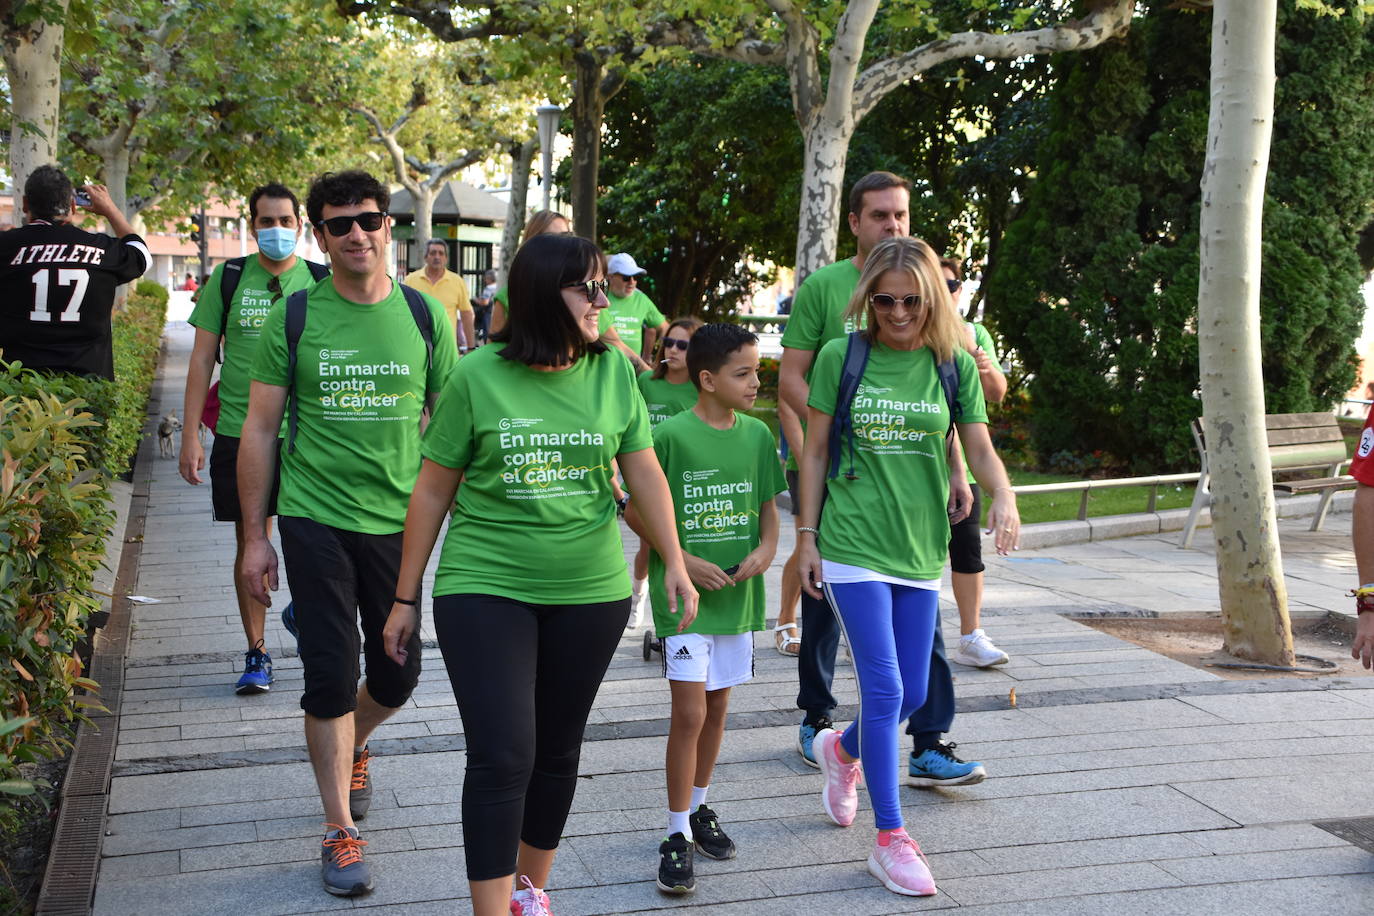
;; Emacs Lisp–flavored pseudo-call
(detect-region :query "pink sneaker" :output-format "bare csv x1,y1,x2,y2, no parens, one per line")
814,728,862,827
868,828,937,896
509,875,554,915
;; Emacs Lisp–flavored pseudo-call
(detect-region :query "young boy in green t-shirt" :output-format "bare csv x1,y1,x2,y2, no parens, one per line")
628,323,786,896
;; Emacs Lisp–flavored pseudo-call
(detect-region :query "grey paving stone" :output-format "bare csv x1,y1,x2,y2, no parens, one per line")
1178,822,1351,854
93,861,337,916
1156,845,1374,885
114,735,247,761
972,833,1209,873
1178,690,1373,724
938,861,1182,906
1020,698,1227,735
1171,767,1374,825
97,850,181,880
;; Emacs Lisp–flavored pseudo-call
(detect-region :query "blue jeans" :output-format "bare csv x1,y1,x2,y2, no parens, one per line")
796,585,953,749
823,580,939,829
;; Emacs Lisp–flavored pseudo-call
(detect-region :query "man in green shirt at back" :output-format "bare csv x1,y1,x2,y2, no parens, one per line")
180,182,325,696
238,170,458,899
605,252,668,362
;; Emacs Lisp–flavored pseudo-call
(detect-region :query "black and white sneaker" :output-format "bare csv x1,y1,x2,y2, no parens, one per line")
689,805,736,860
656,832,696,895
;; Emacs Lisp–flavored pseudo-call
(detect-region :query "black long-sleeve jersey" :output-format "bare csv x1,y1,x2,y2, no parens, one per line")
0,221,150,379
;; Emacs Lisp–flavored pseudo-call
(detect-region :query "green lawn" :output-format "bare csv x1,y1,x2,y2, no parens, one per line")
748,404,1199,525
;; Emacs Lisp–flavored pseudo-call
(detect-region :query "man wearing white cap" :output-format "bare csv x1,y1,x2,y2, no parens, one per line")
605,252,668,362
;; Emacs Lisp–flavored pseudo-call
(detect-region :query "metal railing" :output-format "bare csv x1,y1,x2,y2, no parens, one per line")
1012,472,1201,521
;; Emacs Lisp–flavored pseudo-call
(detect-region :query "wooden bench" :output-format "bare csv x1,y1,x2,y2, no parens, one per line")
1180,412,1357,547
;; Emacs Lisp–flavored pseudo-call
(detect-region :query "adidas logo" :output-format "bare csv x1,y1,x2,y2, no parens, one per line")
674,645,692,658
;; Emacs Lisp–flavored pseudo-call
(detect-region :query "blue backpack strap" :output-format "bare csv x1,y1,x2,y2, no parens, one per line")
305,260,331,283
398,283,436,407
216,256,249,364
827,331,872,480
284,289,309,455
936,353,961,438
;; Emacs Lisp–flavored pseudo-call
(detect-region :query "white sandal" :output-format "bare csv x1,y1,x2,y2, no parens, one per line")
774,622,801,657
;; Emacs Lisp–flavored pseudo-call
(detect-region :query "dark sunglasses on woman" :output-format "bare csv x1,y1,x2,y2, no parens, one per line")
561,279,609,301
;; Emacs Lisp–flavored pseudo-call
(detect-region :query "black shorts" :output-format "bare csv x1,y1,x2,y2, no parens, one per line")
279,516,422,719
209,434,281,522
948,482,985,575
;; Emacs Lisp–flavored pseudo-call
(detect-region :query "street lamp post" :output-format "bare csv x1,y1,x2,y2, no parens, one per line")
536,104,561,212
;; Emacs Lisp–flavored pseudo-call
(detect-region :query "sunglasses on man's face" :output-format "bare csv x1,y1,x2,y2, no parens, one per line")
562,279,609,301
315,211,387,237
661,338,690,351
869,293,922,311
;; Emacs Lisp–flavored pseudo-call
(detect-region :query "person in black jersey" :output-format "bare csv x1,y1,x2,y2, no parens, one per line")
0,165,149,379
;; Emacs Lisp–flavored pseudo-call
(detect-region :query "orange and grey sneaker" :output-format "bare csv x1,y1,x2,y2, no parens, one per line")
321,824,372,897
509,874,554,915
349,747,372,821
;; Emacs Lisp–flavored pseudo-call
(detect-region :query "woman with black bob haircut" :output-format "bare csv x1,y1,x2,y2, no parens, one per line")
384,232,699,916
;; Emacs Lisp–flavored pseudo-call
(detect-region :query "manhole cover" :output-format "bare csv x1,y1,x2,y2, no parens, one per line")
1315,817,1374,854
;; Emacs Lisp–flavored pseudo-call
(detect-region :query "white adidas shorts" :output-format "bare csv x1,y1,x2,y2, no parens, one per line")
662,632,755,691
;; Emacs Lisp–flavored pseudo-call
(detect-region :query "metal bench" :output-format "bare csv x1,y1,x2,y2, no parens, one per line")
1180,412,1355,547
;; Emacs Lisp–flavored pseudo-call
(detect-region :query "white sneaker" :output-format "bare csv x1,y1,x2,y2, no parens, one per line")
951,629,1009,668
626,584,648,630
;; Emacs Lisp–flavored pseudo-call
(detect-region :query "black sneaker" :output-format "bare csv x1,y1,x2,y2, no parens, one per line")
689,804,736,860
656,832,696,895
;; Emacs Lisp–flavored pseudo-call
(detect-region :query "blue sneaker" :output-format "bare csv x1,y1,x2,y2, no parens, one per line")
281,601,298,639
235,641,273,695
796,715,833,769
908,741,986,787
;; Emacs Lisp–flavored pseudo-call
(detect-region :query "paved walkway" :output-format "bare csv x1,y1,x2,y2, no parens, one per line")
91,323,1374,914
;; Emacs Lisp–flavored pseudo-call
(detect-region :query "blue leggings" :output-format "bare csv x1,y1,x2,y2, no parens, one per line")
823,580,939,830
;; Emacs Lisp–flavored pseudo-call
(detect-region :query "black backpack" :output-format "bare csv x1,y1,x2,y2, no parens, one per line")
282,283,436,454
826,331,961,480
217,255,330,362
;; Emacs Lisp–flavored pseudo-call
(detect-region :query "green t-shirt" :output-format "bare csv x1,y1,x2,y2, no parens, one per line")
647,410,786,637
250,279,458,535
421,344,653,604
808,340,987,581
637,371,698,429
779,259,862,358
188,257,322,438
964,322,999,484
600,289,665,355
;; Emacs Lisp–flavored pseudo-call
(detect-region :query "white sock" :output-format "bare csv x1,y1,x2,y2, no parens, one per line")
690,785,709,811
668,808,691,838
633,576,648,597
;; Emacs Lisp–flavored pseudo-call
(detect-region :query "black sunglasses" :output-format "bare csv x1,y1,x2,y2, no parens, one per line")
315,211,387,236
661,338,690,351
869,293,922,310
562,279,609,301
267,275,283,303
946,278,961,294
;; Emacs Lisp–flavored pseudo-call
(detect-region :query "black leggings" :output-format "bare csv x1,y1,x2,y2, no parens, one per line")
433,593,630,880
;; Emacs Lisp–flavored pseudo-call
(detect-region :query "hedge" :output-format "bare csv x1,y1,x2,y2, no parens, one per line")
0,287,165,829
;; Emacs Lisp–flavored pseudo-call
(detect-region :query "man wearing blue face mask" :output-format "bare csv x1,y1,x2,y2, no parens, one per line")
182,183,330,695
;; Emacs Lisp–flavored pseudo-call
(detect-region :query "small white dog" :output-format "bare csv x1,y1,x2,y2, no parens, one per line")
157,411,183,458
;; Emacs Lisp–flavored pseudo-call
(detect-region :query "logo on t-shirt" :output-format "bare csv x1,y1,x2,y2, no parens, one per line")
498,417,541,431
850,389,943,453
1359,427,1374,459
680,473,754,541
316,348,414,413
497,423,608,494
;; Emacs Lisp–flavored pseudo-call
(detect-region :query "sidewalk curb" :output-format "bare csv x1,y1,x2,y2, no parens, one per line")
36,343,165,916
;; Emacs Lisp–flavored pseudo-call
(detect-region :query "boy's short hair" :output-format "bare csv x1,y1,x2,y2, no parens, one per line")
25,165,73,222
687,323,758,391
306,170,390,226
248,183,301,225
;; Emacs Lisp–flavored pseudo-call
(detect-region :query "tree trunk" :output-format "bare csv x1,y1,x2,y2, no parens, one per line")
499,137,536,283
100,144,133,221
410,186,436,271
1197,0,1292,666
570,53,604,242
793,116,854,281
3,1,69,224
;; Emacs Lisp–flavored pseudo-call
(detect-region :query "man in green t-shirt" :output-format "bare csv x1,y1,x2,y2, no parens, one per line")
238,171,458,899
180,182,323,696
779,171,987,788
605,252,668,361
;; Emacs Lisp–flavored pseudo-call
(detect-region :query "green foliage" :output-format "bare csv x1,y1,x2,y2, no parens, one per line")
134,278,169,309
986,0,1374,471
757,356,779,402
597,58,801,317
0,285,163,830
0,383,113,833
